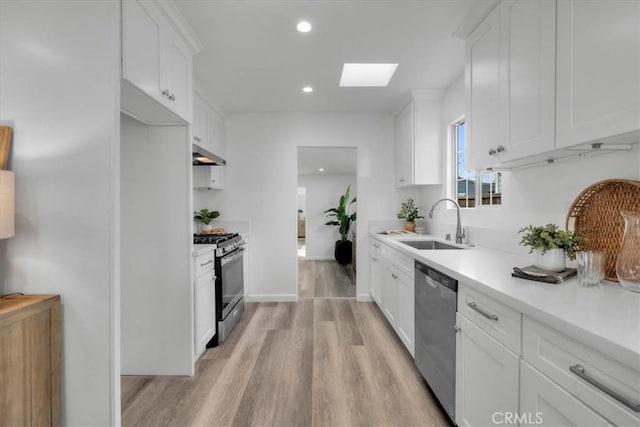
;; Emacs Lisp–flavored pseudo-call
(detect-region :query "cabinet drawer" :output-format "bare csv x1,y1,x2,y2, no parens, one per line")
458,285,521,354
385,245,414,279
194,251,215,277
523,316,640,426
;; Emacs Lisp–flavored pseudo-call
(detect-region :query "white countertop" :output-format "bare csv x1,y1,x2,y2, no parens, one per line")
371,232,640,369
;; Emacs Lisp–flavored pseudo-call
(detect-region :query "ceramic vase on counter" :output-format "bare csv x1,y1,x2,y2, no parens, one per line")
616,212,640,292
533,248,566,272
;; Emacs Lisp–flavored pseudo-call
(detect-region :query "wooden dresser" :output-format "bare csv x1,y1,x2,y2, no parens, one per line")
0,295,61,426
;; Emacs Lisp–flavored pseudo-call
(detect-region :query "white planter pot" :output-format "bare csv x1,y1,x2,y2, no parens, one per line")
533,249,566,272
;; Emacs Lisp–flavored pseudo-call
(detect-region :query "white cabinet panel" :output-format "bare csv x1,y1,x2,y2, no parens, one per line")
194,270,215,357
192,96,209,149
520,361,611,427
455,313,519,427
163,35,192,122
209,110,225,158
396,270,414,356
394,94,442,187
465,7,501,171
499,0,556,161
369,243,383,306
556,0,640,148
193,166,224,190
381,264,399,325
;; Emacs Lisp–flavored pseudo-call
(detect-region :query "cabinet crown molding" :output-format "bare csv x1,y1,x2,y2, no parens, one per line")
452,0,499,39
155,0,204,54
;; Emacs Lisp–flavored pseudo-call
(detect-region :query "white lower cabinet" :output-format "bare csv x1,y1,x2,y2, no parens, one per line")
369,237,414,356
455,313,520,427
193,250,216,359
520,361,611,427
369,242,383,306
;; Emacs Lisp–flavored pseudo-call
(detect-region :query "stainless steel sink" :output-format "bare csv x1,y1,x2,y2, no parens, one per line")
398,240,463,250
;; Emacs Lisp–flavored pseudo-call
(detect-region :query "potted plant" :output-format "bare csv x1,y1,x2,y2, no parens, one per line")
324,186,357,264
397,198,424,232
518,224,582,272
193,208,220,233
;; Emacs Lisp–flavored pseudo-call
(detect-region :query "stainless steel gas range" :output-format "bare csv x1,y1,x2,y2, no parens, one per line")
194,233,246,345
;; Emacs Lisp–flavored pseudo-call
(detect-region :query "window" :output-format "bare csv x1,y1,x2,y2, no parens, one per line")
451,119,502,208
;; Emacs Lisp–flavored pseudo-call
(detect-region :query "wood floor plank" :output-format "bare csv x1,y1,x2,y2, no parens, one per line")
122,263,450,427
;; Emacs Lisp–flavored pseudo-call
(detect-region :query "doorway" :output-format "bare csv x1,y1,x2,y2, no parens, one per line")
297,147,357,299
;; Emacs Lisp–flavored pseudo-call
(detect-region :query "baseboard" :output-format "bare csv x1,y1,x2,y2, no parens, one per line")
302,256,335,261
357,294,374,302
244,294,298,302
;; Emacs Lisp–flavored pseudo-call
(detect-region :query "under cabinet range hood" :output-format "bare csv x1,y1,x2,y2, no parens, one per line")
193,144,226,166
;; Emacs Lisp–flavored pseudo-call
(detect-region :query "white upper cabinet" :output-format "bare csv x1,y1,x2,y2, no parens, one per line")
122,0,200,124
394,92,443,187
193,92,225,157
465,0,639,170
498,0,556,162
465,7,501,171
555,0,640,148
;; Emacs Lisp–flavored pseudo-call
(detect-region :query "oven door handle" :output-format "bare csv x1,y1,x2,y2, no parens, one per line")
221,247,246,266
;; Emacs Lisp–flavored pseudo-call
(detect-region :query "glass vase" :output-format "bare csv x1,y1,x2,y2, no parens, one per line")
616,212,640,292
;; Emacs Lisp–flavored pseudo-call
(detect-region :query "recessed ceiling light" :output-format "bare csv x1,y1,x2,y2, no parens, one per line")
302,86,313,93
297,21,312,33
339,63,399,87
318,168,325,172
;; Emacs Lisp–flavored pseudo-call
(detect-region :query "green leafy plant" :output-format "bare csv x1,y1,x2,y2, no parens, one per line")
397,198,424,222
324,186,357,241
193,208,220,225
518,224,582,260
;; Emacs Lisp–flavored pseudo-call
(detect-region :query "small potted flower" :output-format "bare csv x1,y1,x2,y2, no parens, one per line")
397,198,424,232
518,224,582,272
194,208,220,233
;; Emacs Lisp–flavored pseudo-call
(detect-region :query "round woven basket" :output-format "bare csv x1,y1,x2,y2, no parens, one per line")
565,179,640,281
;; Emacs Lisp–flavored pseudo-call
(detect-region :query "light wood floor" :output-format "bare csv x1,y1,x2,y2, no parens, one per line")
122,273,449,427
298,258,356,299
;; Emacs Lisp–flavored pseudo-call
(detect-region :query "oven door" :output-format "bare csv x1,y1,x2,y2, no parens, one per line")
220,247,245,319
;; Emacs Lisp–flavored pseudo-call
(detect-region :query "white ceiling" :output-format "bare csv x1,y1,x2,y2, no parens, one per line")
173,0,480,113
298,147,357,176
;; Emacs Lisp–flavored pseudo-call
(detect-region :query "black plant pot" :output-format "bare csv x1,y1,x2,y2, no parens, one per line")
334,240,353,264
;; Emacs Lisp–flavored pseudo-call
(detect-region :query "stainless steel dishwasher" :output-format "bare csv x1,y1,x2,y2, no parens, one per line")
415,260,458,423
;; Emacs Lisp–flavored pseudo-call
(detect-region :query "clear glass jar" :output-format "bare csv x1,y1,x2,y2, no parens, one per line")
616,211,640,292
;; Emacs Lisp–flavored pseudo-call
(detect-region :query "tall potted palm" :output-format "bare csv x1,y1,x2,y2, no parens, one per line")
324,186,357,264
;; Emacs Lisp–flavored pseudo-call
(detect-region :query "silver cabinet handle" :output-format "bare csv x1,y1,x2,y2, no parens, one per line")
161,89,170,97
488,148,497,155
454,325,461,332
372,257,378,261
194,136,202,142
496,145,505,153
399,178,405,183
468,301,499,321
169,93,176,101
373,243,379,248
391,273,398,280
569,365,640,412
200,259,213,267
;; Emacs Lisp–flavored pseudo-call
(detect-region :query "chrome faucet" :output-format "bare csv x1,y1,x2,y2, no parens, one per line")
428,198,465,244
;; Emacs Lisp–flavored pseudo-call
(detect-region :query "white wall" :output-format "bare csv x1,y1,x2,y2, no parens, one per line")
120,115,193,376
422,74,640,253
298,175,357,260
196,113,421,301
0,1,120,425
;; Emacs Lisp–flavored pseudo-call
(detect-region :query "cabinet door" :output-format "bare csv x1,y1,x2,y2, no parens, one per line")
381,265,399,326
465,7,501,171
195,270,215,356
122,0,163,101
520,361,611,426
455,313,519,427
193,166,224,190
162,31,192,122
556,0,640,147
396,271,414,356
369,246,383,306
394,100,414,187
209,110,225,156
499,0,556,161
192,96,209,150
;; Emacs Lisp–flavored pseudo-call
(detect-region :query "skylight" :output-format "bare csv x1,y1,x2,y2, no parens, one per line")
339,63,399,87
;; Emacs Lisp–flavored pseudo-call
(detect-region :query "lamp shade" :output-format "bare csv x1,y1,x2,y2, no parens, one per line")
0,170,15,239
